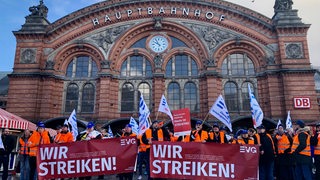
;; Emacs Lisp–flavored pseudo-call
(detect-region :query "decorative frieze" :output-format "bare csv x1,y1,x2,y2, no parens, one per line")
20,48,37,64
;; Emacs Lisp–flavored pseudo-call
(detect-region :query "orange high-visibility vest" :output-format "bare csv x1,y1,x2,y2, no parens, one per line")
145,128,164,142
291,132,311,156
19,138,29,155
192,130,208,142
171,135,190,142
55,132,74,143
314,135,320,155
237,138,254,145
28,130,51,156
276,134,291,154
209,131,225,143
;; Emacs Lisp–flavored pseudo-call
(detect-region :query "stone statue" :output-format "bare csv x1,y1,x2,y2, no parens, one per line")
28,0,48,18
274,0,293,11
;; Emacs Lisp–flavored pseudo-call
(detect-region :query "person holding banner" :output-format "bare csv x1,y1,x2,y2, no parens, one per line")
54,124,74,143
208,123,227,143
311,122,320,180
291,120,313,180
275,124,294,180
257,125,275,180
190,120,208,142
118,124,137,180
236,129,254,145
27,122,51,180
18,129,31,180
142,120,167,179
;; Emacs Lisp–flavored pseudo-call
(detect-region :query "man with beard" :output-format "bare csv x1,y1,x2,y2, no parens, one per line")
54,124,74,143
190,120,208,142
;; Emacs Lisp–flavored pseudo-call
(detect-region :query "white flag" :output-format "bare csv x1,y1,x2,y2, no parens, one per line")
158,95,173,121
108,125,114,138
286,111,292,129
129,117,139,135
248,84,264,128
209,95,232,132
67,109,78,141
276,119,282,129
138,94,150,135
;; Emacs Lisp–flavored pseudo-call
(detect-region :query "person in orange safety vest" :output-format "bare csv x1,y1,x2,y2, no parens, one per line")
311,122,320,180
54,124,74,143
236,129,254,145
19,129,31,180
27,122,51,180
190,120,208,142
208,123,227,143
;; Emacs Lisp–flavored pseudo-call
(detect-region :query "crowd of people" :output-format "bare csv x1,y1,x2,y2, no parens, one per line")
1,118,318,180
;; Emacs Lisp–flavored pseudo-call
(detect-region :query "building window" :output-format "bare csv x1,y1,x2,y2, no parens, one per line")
66,56,98,78
224,82,238,111
138,83,151,108
120,55,152,77
166,55,198,77
81,83,95,113
121,83,135,112
168,82,180,110
184,82,198,111
221,53,255,76
64,56,98,113
241,82,253,111
65,84,79,112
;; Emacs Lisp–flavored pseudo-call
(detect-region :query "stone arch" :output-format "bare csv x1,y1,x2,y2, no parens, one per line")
109,20,209,72
54,43,104,75
214,39,267,72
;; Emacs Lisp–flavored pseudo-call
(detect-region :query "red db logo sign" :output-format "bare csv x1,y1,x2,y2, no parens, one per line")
293,97,311,109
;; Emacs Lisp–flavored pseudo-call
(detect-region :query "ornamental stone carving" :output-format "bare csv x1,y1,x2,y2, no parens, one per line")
184,23,233,53
45,60,55,69
20,48,37,64
101,60,111,69
154,55,163,69
205,59,215,67
285,43,303,59
274,0,293,12
86,25,131,52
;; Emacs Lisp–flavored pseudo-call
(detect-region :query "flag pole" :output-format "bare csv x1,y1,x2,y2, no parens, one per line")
155,111,160,121
201,111,211,125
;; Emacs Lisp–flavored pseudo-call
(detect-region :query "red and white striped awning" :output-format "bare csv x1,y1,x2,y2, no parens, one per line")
0,108,37,130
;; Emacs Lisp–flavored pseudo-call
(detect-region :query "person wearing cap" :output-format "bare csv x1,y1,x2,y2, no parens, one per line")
236,129,254,145
28,122,51,180
248,128,260,145
0,128,15,180
118,124,137,180
54,124,74,143
257,125,275,180
18,129,31,180
311,122,320,180
190,120,208,142
275,124,294,180
291,120,312,180
208,123,227,143
142,120,168,179
77,121,102,141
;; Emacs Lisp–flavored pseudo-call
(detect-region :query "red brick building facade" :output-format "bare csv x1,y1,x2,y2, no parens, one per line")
7,0,319,130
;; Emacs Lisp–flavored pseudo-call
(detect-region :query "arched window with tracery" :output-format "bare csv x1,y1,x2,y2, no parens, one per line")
168,82,180,110
184,82,198,111
121,83,135,112
82,83,95,113
65,84,79,112
224,82,238,111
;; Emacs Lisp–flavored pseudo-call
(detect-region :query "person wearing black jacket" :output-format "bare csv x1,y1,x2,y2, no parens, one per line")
0,128,15,180
311,123,320,180
257,125,275,180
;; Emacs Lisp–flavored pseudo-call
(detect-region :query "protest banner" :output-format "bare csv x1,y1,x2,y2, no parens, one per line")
150,141,259,179
37,137,137,180
172,108,191,136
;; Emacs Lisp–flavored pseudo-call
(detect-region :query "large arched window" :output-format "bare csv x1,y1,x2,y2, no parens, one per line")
222,53,257,113
64,56,98,113
224,82,238,111
65,84,79,112
66,56,98,78
184,82,197,111
138,83,151,108
168,82,180,110
81,83,95,112
166,55,198,77
121,83,135,112
120,55,152,77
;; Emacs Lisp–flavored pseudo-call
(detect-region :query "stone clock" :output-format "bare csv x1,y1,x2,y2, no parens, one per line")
148,35,169,53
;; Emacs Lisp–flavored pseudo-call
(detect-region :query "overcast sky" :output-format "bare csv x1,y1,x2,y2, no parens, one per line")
0,0,319,71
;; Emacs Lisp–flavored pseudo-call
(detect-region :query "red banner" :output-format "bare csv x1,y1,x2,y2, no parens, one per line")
150,141,259,179
37,137,137,180
172,108,191,136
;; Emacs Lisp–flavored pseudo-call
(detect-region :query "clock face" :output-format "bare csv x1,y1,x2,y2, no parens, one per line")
149,35,169,53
